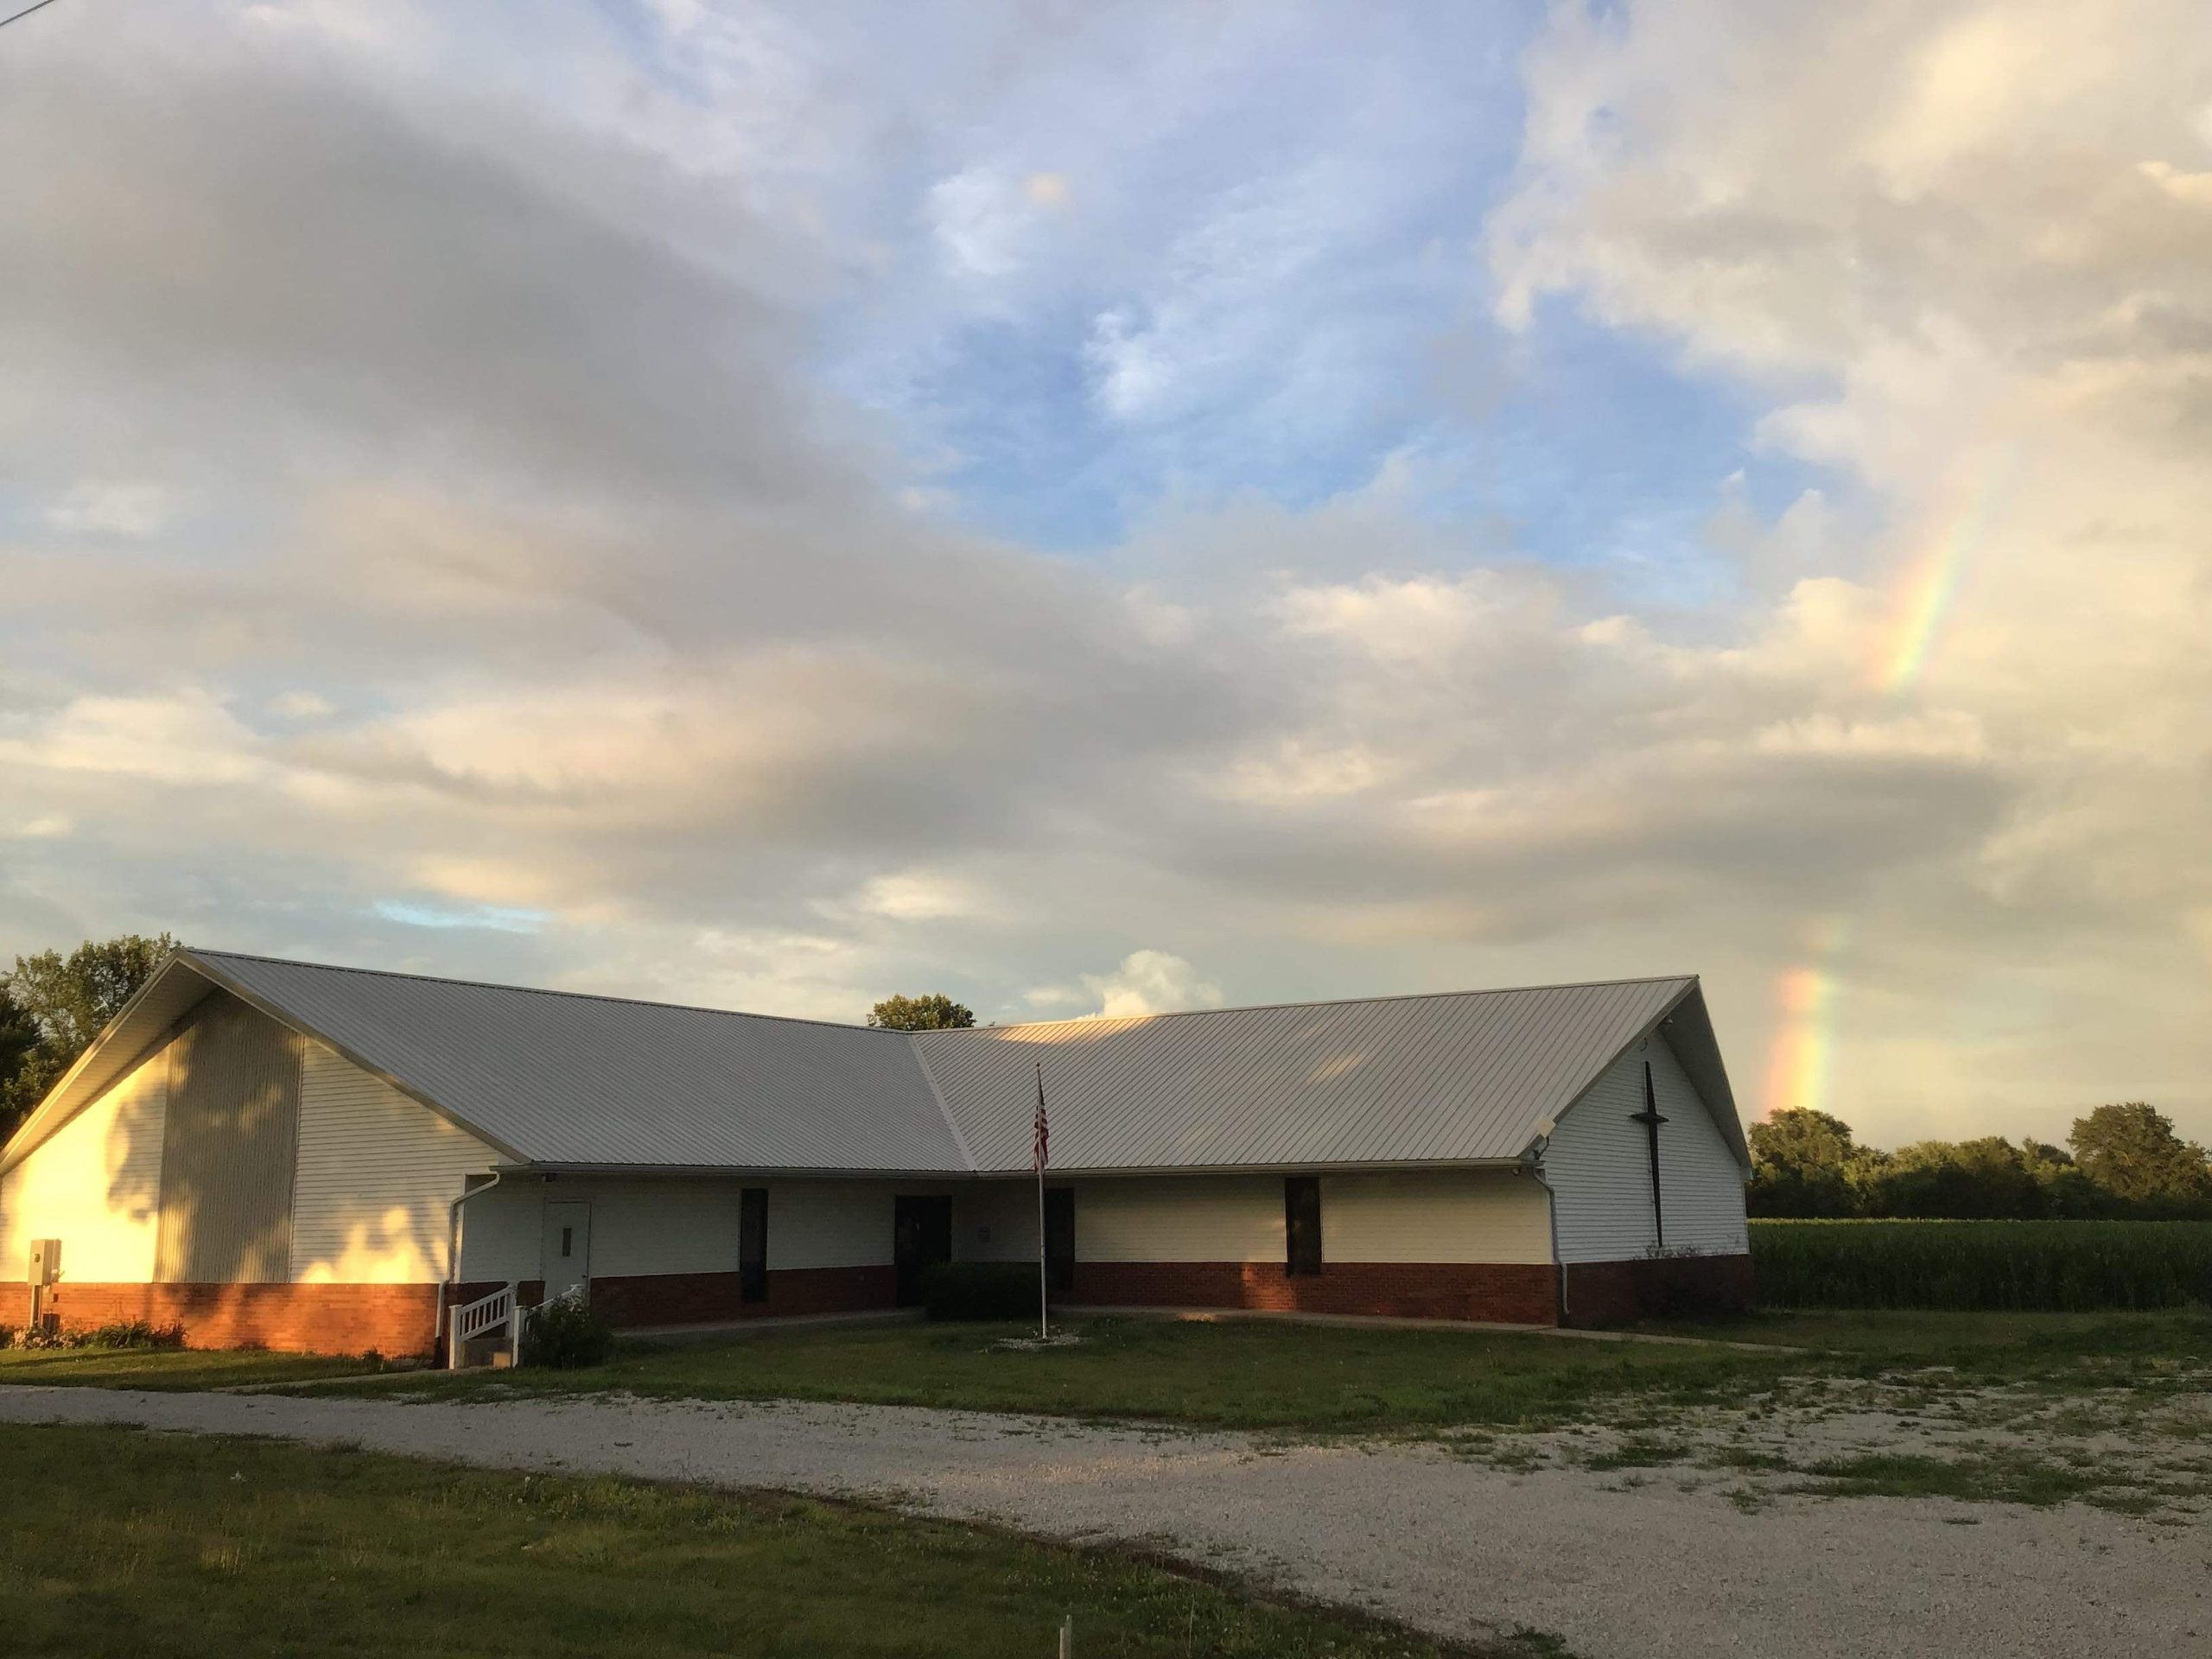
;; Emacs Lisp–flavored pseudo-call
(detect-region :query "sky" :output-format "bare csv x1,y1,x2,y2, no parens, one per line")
2,0,2208,1149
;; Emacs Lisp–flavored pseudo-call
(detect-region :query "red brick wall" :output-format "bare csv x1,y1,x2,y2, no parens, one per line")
3,1281,442,1357
1563,1253,1757,1325
587,1265,895,1329
1069,1261,1562,1325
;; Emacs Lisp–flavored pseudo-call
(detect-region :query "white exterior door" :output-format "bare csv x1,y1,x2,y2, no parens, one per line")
542,1200,591,1298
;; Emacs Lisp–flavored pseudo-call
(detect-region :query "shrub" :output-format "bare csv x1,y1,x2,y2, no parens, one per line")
521,1293,614,1369
0,1325,13,1351
77,1319,186,1351
920,1261,1040,1321
6,1318,184,1351
1751,1219,2212,1311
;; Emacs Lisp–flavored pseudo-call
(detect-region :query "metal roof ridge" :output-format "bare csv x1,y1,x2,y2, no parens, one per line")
931,972,1702,1039
185,944,911,1038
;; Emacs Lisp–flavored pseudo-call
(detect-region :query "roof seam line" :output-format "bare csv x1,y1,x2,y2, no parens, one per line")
907,1034,978,1173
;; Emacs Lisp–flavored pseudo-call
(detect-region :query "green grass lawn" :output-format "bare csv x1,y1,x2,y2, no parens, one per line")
0,1423,1540,1659
317,1308,2212,1433
0,1344,380,1391
311,1315,1799,1430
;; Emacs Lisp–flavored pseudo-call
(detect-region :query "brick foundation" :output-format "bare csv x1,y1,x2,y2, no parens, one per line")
1069,1261,1562,1325
3,1281,442,1357
1562,1253,1757,1325
586,1265,896,1329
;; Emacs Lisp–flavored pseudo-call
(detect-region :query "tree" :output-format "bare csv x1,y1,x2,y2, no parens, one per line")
1866,1136,2044,1219
866,992,976,1032
2068,1103,2212,1212
1747,1108,1859,1217
0,932,176,1138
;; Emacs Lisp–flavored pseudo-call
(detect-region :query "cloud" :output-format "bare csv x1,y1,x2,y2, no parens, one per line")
46,482,175,538
1077,950,1225,1020
1484,0,2212,1135
0,0,2205,1149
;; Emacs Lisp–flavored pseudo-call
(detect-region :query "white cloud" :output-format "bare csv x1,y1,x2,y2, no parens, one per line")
0,692,264,786
46,481,175,537
1079,950,1224,1020
0,0,2207,1147
848,870,984,921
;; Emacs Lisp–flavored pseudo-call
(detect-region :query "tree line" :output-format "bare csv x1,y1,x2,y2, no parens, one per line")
0,934,175,1141
1750,1103,2212,1220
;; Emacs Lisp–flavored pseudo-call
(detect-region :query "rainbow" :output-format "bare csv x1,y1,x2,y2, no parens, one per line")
1762,966,1837,1117
1761,915,1850,1118
1872,444,2016,694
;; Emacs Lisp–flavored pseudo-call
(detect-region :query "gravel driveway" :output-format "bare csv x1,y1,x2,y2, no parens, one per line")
3,1386,2205,1659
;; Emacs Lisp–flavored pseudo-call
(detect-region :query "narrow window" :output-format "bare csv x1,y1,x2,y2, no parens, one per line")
1284,1176,1323,1277
740,1186,769,1303
560,1226,574,1259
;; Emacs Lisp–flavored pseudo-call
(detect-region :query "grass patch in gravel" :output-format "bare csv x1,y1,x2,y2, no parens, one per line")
0,1422,1560,1658
1788,1450,2105,1508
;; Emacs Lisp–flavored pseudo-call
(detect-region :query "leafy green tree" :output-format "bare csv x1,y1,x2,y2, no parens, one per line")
866,992,976,1032
0,995,40,1129
1866,1136,2044,1219
2019,1138,2108,1218
0,932,176,1137
1747,1108,1859,1217
2068,1103,2212,1213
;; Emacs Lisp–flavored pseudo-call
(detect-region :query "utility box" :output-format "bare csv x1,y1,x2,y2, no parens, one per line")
29,1238,61,1286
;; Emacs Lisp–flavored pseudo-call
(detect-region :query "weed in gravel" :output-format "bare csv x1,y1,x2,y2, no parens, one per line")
1581,1438,1686,1471
1792,1451,2104,1507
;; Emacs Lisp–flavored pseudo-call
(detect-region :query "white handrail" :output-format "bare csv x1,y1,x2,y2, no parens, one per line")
447,1281,517,1370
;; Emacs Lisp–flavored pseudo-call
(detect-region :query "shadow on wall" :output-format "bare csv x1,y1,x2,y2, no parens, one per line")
100,1062,164,1243
146,995,299,1285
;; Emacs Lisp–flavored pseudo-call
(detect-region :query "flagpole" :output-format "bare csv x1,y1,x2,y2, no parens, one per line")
1035,1061,1048,1342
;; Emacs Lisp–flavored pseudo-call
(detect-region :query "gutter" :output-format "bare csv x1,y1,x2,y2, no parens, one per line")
436,1170,505,1356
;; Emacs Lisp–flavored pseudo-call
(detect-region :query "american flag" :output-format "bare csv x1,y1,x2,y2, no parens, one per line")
1032,1062,1049,1174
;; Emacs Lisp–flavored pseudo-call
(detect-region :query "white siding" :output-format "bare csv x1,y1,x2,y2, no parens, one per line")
1545,1033,1747,1264
454,1179,543,1283
1041,1171,1550,1267
1322,1169,1553,1264
954,1180,1042,1262
455,1177,910,1281
1073,1175,1284,1263
289,1043,501,1284
0,1044,169,1284
767,1180,906,1269
567,1179,739,1278
1652,1037,1751,1255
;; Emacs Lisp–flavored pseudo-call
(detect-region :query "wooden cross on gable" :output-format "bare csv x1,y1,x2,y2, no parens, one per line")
1630,1056,1669,1249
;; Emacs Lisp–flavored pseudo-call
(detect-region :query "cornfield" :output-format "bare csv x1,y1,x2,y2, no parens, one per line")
1749,1219,2212,1311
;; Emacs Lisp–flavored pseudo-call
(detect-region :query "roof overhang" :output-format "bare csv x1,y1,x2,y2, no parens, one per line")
1536,976,1749,1172
0,951,219,1179
0,947,529,1179
491,1156,1533,1182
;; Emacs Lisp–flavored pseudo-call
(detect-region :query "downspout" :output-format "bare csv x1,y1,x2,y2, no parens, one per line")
436,1171,503,1360
1525,1117,1567,1325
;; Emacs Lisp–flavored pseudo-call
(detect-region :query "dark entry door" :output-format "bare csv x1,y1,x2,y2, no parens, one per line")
1043,1187,1075,1298
893,1194,952,1306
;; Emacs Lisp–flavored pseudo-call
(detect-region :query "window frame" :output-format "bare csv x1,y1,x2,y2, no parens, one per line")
1283,1174,1323,1277
739,1186,769,1303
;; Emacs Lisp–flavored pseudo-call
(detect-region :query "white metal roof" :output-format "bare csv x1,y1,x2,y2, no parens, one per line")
2,948,1743,1179
917,976,1734,1173
189,949,964,1173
